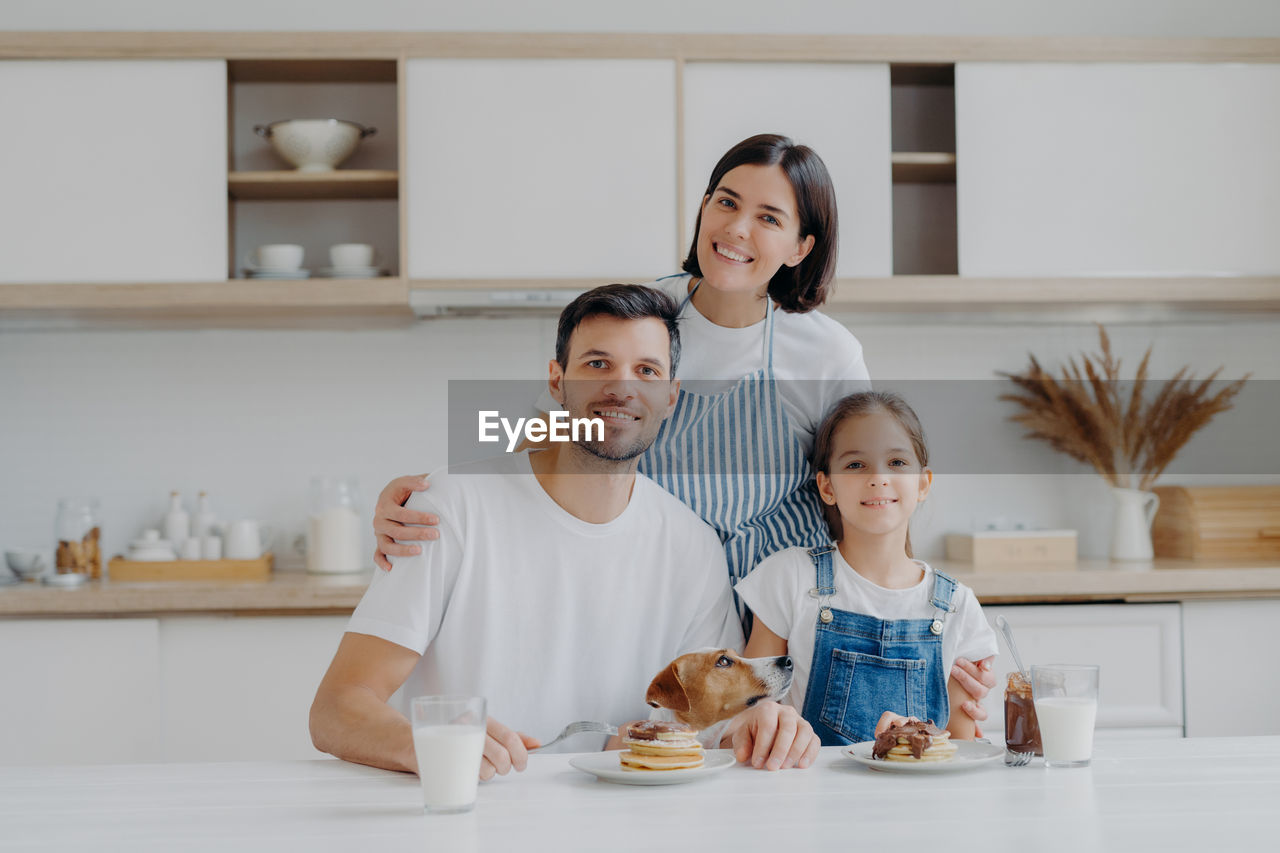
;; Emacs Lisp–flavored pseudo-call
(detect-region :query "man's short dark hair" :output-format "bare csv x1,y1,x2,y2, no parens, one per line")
555,284,682,377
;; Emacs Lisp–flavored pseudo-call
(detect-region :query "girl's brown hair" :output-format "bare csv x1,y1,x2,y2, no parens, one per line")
811,391,930,556
681,133,838,313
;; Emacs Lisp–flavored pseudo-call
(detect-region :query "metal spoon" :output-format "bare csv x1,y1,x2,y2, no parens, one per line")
995,615,1026,674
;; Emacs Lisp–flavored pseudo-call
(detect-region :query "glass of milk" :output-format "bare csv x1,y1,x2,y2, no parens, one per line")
306,476,364,574
1031,664,1100,768
410,695,487,814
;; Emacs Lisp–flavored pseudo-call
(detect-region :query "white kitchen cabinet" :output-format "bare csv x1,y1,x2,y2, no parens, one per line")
955,63,1280,277
0,61,228,284
157,615,349,762
0,618,161,765
681,63,893,277
405,59,677,279
1182,599,1280,738
978,604,1183,739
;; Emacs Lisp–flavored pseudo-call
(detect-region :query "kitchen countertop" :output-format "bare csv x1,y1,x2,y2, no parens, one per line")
2,738,1275,851
3,559,1280,617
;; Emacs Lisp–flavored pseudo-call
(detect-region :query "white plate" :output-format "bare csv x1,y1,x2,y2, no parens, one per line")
316,267,385,278
243,269,310,279
843,740,1004,773
568,749,736,786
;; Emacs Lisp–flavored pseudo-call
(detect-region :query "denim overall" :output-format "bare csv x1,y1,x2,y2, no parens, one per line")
639,276,831,625
799,546,958,745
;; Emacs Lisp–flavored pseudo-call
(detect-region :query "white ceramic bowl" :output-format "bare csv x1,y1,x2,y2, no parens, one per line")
254,119,377,172
5,549,48,580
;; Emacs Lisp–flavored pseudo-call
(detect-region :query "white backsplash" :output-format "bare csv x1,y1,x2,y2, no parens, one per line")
3,317,1277,567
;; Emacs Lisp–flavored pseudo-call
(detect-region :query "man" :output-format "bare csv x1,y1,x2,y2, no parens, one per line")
310,284,820,780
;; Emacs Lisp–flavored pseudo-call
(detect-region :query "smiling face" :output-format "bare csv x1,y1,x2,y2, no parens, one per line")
816,409,932,540
695,163,815,298
547,314,679,463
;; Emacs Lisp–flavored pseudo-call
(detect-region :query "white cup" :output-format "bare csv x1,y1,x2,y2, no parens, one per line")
224,519,271,560
180,537,202,561
249,244,304,271
202,534,223,560
411,696,487,814
329,243,375,269
1032,664,1100,768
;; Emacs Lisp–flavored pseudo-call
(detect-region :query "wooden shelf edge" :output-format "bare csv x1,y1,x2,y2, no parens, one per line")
825,276,1280,309
891,152,957,184
0,279,410,311
4,33,1280,63
228,170,399,200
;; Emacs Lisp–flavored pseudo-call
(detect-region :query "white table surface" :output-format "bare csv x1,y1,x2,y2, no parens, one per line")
3,737,1276,852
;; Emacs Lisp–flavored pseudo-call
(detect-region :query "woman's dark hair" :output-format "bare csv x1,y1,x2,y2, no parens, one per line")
811,391,930,557
555,283,682,376
681,133,838,313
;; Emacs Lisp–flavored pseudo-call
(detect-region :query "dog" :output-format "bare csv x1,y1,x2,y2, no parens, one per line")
645,649,794,731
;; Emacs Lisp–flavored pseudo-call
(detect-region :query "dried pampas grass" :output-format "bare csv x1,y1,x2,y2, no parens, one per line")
999,326,1248,491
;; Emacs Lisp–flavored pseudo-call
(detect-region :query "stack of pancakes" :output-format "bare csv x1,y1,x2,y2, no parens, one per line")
619,721,704,771
871,719,957,763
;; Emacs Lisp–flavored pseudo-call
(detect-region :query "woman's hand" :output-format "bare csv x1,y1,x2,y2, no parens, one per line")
372,475,438,571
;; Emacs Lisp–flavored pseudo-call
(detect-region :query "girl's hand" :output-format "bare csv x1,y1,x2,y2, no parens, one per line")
874,711,916,736
951,656,996,735
372,475,438,571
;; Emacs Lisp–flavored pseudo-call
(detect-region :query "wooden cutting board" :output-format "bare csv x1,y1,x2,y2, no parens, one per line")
107,552,273,582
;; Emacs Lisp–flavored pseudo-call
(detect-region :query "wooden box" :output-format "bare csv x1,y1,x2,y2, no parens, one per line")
1152,486,1280,561
944,530,1077,568
107,552,273,582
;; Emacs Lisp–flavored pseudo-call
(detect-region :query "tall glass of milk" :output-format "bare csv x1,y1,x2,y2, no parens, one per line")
410,695,487,814
1031,664,1100,768
306,476,364,574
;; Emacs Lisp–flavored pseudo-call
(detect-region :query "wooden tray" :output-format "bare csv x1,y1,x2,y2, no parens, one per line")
107,552,273,582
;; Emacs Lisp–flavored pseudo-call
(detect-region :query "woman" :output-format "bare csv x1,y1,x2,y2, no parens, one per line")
373,133,994,718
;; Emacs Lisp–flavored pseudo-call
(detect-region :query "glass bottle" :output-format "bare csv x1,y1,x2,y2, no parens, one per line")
55,497,102,578
306,476,363,574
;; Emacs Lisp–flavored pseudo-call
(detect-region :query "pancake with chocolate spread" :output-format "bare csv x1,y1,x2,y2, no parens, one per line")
619,720,704,770
871,718,957,763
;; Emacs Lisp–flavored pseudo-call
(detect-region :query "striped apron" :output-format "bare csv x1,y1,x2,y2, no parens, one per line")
638,281,833,624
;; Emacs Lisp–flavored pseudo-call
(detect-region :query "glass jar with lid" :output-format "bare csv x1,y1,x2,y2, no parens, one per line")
55,497,102,578
306,476,363,574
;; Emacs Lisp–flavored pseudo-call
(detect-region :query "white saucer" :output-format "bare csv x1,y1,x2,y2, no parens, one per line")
316,266,385,278
568,749,736,786
243,269,311,279
843,740,1004,773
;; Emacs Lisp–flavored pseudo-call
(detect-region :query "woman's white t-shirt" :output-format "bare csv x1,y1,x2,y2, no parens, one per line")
539,274,871,453
734,546,999,712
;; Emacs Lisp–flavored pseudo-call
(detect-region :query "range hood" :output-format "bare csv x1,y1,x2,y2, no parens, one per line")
409,287,587,317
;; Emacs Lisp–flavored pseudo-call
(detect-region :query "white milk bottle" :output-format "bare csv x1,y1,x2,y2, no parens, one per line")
306,476,364,574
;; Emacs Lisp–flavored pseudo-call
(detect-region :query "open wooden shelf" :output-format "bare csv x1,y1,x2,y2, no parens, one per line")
228,59,397,83
891,152,957,184
228,170,398,200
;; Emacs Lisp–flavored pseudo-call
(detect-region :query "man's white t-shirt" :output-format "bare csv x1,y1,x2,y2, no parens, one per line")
734,546,998,711
537,273,871,452
346,451,743,750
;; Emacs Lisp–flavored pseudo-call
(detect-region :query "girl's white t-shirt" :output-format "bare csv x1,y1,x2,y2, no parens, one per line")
734,546,999,712
539,274,871,452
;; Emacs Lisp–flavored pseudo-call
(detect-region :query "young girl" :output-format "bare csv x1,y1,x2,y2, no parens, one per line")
735,391,998,745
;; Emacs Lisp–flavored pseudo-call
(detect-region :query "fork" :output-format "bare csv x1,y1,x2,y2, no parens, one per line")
533,720,618,751
1005,749,1034,766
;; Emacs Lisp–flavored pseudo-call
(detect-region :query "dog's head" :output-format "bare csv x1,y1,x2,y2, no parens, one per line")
645,649,794,731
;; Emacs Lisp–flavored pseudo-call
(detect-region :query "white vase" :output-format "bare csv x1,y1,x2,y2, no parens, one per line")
1109,487,1161,561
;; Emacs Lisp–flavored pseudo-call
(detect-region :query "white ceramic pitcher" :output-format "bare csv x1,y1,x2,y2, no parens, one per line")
1109,487,1161,561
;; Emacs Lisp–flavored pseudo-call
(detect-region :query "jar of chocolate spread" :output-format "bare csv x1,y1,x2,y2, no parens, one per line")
1005,671,1043,755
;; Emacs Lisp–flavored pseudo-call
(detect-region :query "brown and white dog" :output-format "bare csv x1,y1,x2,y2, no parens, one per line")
645,649,794,731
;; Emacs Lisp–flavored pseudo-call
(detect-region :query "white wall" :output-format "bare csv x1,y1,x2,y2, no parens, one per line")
3,2,1279,569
